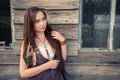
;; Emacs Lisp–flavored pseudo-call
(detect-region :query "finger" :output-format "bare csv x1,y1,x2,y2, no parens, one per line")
51,31,56,34
52,31,59,36
52,36,57,40
52,36,56,38
51,33,56,36
51,32,56,37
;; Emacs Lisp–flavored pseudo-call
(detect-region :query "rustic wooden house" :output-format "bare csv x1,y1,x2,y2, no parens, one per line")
0,0,120,80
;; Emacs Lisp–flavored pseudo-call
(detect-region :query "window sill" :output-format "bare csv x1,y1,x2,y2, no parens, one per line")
79,48,120,53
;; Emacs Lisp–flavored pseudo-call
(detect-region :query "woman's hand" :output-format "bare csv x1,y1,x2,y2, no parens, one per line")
47,60,60,69
51,31,67,61
51,31,65,42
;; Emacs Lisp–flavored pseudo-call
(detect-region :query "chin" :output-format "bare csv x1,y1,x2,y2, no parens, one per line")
39,29,46,32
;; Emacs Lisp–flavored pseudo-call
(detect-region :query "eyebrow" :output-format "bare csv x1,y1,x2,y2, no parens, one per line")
36,16,45,20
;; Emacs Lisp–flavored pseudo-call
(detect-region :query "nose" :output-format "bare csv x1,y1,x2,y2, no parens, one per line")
40,21,44,26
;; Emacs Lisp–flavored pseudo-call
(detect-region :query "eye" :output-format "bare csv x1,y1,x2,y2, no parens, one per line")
42,17,46,21
35,19,40,23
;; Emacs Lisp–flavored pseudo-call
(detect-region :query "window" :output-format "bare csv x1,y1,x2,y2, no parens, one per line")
79,0,119,50
0,0,12,49
113,0,120,49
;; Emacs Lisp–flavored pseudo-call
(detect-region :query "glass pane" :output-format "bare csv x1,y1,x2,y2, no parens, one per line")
0,0,11,47
82,0,110,48
114,0,120,49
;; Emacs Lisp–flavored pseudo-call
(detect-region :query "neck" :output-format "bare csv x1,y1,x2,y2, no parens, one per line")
36,31,45,39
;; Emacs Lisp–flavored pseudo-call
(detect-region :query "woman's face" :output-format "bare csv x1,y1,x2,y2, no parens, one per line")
34,11,47,32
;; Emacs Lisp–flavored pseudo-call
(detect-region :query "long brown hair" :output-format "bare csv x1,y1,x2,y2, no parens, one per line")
23,7,66,80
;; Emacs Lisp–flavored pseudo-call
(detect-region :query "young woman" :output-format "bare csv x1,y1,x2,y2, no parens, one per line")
19,7,67,80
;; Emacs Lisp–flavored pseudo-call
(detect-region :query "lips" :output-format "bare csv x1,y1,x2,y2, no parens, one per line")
41,26,46,29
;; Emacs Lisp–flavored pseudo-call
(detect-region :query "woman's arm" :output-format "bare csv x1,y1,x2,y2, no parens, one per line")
51,31,67,61
60,39,67,61
19,41,59,78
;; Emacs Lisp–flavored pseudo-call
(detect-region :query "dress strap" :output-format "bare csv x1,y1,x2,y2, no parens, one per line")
31,40,42,60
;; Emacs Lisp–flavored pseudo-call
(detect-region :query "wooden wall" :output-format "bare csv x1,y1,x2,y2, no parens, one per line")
12,0,79,56
0,0,120,80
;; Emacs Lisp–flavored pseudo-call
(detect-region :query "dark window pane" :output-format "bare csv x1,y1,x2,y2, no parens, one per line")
82,0,110,48
114,0,120,49
0,0,11,46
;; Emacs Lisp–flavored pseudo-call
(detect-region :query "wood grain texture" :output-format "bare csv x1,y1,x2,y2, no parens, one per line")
12,0,79,10
65,63,120,76
67,52,120,66
13,10,78,24
14,24,78,40
0,65,19,76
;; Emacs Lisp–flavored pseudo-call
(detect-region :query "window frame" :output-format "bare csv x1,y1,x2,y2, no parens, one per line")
78,0,118,51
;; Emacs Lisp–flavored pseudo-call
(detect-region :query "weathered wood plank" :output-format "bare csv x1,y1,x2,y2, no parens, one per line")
1,51,120,65
65,63,120,76
1,50,120,65
67,52,120,65
0,75,21,80
0,64,120,78
12,0,79,10
79,51,120,57
0,74,120,80
0,50,15,54
67,57,120,66
13,10,78,24
66,75,120,80
0,65,19,76
52,25,78,39
15,39,78,56
14,24,78,40
67,40,78,56
0,54,19,64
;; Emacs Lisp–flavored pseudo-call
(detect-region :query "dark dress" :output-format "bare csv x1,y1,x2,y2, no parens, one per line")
28,41,64,80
